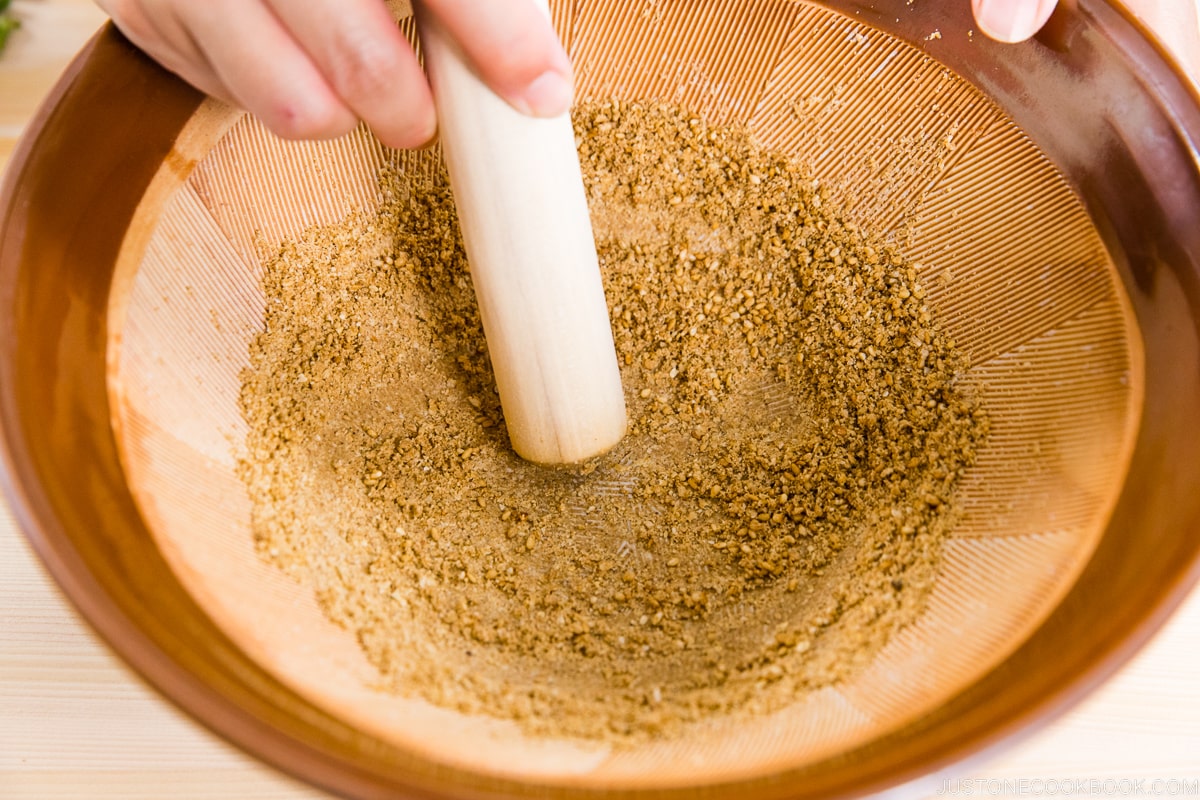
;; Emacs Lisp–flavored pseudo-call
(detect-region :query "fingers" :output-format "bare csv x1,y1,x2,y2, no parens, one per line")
972,0,1059,43
172,0,360,142
419,0,574,118
97,0,239,106
101,0,436,149
100,0,570,148
264,0,436,149
1123,0,1200,80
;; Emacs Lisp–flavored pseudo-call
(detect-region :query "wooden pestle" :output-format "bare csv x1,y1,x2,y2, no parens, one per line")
413,1,627,465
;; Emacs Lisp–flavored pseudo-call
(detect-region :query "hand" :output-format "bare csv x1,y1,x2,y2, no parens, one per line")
973,0,1200,71
95,0,574,150
971,0,1058,43
1123,0,1200,81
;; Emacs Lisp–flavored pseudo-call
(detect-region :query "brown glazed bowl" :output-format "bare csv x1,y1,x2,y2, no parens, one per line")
2,1,1200,798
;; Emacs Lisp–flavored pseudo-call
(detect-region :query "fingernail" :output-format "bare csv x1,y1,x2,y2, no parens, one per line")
514,69,573,118
388,105,438,151
973,0,1057,43
411,109,439,150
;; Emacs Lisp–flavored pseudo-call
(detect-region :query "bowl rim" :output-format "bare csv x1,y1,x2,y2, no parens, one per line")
3,3,1200,799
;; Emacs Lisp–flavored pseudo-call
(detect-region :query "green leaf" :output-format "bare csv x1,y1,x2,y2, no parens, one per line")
0,14,18,55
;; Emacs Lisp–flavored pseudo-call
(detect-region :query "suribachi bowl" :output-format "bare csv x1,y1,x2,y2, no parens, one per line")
2,1,1200,798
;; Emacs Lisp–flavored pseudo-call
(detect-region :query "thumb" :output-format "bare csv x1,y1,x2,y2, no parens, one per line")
972,0,1059,43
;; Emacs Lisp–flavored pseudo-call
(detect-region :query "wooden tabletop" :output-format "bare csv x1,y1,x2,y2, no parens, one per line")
2,2,1198,798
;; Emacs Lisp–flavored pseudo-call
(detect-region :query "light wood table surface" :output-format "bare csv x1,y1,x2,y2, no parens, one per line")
2,2,1198,798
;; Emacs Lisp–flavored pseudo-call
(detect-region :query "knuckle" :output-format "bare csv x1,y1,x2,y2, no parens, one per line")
487,28,551,85
327,36,406,103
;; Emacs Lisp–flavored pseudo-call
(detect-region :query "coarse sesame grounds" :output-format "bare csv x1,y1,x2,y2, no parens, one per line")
236,101,987,743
